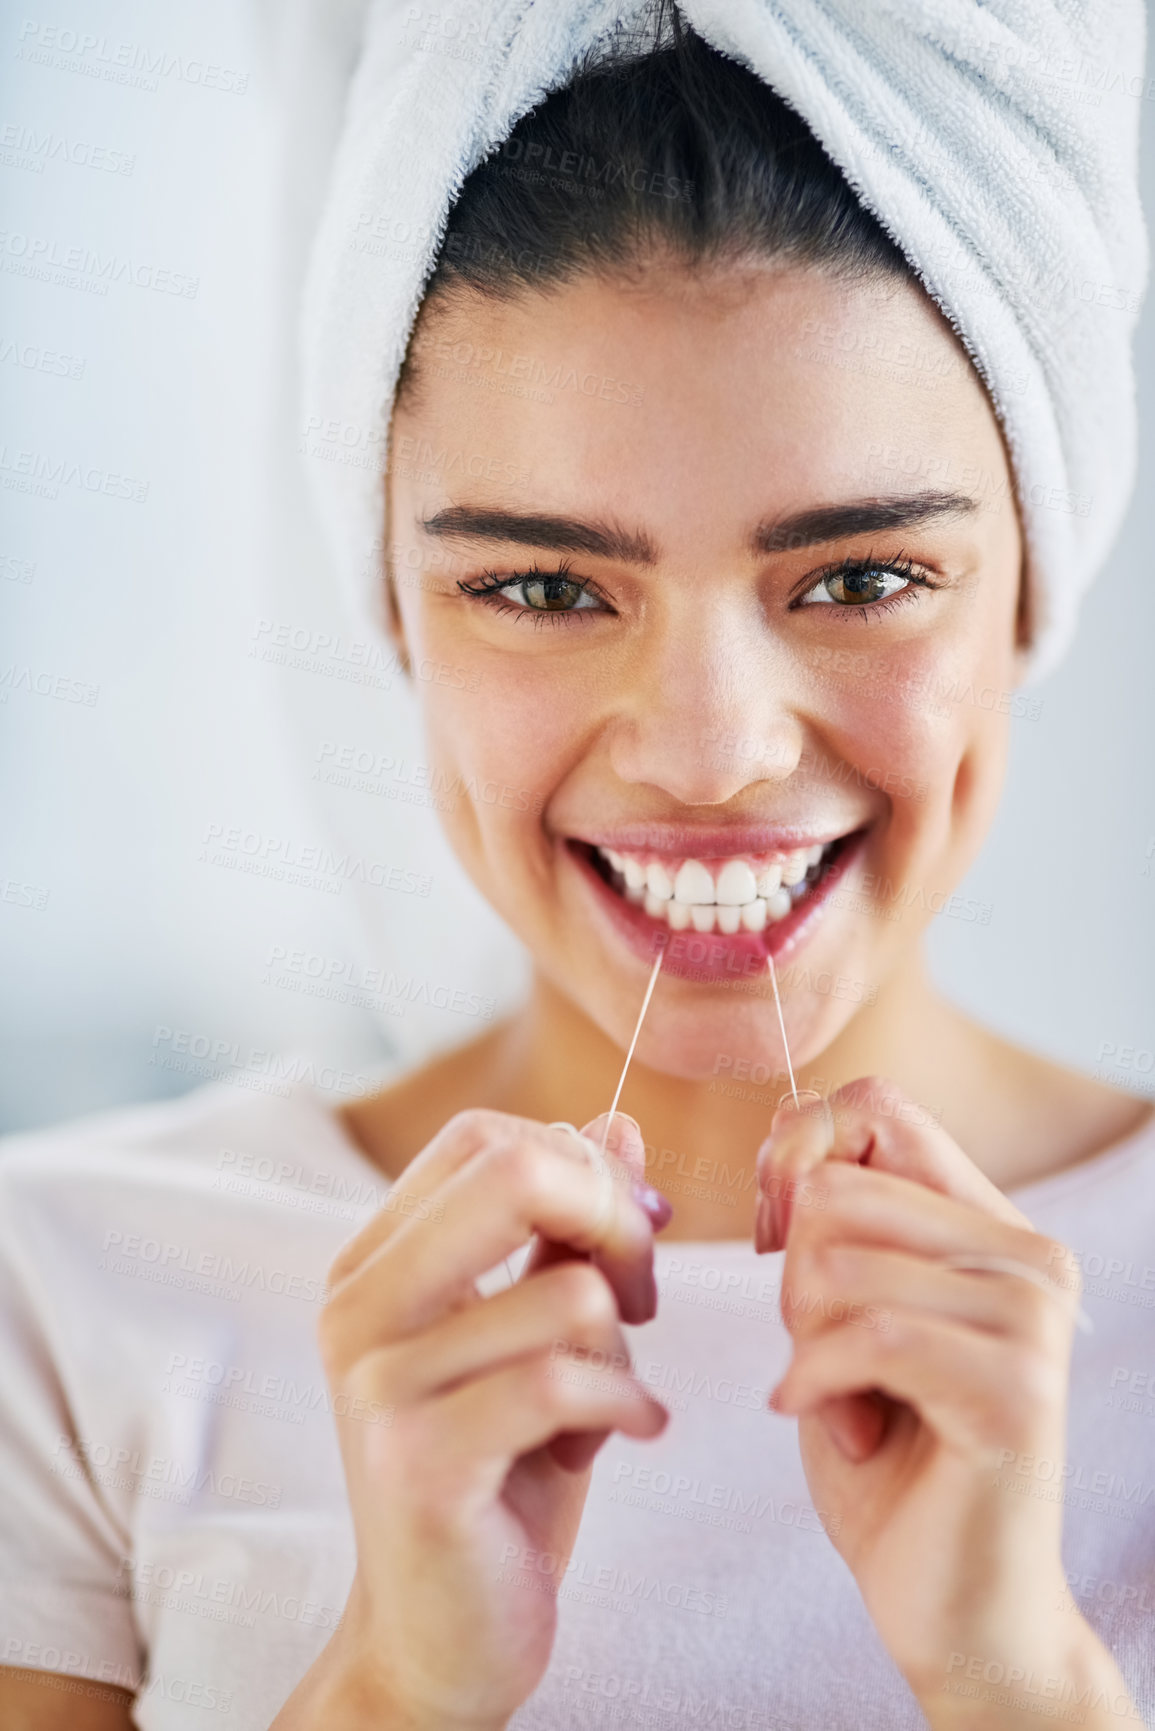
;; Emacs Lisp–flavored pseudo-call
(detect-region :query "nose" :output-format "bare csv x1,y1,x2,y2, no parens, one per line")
608,606,804,807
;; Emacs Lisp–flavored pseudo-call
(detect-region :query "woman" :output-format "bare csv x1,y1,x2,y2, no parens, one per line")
1,8,1151,1729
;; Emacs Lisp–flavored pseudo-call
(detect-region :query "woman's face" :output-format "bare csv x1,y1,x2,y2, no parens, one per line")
385,261,1023,1078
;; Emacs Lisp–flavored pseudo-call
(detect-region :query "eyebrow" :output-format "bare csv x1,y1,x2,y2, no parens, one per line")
420,489,978,563
754,490,979,552
421,505,658,563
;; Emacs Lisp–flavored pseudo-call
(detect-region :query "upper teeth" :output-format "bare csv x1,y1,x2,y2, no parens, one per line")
597,843,829,931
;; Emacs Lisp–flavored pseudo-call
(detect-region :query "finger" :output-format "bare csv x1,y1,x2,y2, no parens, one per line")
520,1115,663,1466
332,1111,660,1296
523,1114,669,1323
778,1162,1078,1307
588,1111,647,1181
328,1108,564,1287
760,1092,836,1180
813,1392,891,1463
323,1124,656,1362
758,1073,1032,1239
547,1427,611,1475
349,1261,635,1406
402,1351,669,1516
776,1184,1076,1465
781,1241,1073,1346
824,1077,1028,1223
517,1115,659,1467
755,1079,1028,1253
753,1093,836,1250
521,1112,652,1277
772,1308,1067,1462
582,1113,670,1340
754,1082,995,1233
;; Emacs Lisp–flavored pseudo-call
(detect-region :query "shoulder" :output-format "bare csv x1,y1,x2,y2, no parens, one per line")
0,1079,390,1305
0,1075,382,1194
975,1022,1155,1192
1005,1070,1155,1244
0,1083,369,1683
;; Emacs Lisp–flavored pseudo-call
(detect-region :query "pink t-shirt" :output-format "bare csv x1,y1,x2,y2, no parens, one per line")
0,1079,1153,1728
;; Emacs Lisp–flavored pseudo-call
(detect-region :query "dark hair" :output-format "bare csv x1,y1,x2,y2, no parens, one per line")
399,3,914,398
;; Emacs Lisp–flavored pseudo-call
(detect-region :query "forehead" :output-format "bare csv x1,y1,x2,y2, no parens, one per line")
395,265,1004,529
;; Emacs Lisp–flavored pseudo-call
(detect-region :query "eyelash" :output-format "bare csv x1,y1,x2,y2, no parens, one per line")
790,553,941,622
456,554,940,625
456,560,612,628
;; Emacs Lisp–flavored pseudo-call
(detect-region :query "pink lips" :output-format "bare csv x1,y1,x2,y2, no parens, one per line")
568,832,864,985
572,823,844,860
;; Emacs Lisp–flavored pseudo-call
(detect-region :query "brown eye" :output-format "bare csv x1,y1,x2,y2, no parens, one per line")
799,563,916,607
458,565,610,620
826,567,905,603
520,574,590,611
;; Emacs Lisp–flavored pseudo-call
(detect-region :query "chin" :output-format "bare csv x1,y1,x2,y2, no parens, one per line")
611,975,850,1086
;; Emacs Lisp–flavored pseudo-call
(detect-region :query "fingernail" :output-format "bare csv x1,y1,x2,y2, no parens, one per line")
631,1180,673,1230
774,1089,831,1127
791,1088,827,1110
622,1260,658,1322
754,1193,775,1254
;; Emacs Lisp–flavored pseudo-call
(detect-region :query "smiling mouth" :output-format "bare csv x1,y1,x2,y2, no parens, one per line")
566,829,863,979
581,837,848,933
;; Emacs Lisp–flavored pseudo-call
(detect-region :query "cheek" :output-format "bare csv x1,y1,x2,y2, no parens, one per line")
806,636,962,775
413,649,595,872
804,626,1010,855
422,678,560,790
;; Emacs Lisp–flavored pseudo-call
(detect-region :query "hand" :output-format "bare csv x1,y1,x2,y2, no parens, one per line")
272,1109,669,1731
754,1079,1140,1726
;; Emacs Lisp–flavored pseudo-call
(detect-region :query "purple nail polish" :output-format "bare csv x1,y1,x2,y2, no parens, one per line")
632,1181,673,1230
640,1263,659,1320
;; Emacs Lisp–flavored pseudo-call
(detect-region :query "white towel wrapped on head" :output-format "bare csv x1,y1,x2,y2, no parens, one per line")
301,0,1147,680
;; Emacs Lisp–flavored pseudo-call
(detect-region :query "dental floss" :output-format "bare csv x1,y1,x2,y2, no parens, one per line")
497,946,665,1290
600,943,666,1160
548,1120,598,1154
766,950,800,1109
